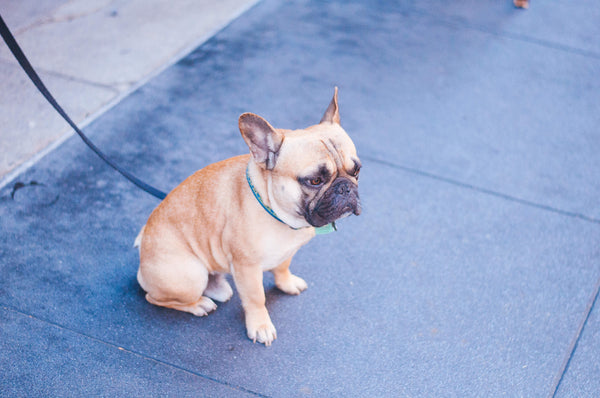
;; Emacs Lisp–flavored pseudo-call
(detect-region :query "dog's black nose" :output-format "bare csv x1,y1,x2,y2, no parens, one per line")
334,179,353,195
333,178,361,216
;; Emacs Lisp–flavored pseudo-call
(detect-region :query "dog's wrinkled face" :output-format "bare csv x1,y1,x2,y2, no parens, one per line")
273,125,361,227
240,88,361,229
299,139,361,227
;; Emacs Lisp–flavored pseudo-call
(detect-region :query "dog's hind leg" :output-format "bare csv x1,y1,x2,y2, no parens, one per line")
138,251,217,316
145,294,217,317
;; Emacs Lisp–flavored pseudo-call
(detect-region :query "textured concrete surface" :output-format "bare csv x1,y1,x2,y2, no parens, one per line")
1,0,599,396
0,0,259,181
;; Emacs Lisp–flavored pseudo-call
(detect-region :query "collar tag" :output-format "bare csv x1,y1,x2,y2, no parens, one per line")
314,222,337,235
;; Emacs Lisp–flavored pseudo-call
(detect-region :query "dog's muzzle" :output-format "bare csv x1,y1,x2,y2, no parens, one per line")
306,178,361,227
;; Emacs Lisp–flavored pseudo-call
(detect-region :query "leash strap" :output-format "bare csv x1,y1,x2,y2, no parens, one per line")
0,14,167,200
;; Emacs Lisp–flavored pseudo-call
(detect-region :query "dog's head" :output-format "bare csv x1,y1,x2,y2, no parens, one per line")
240,88,361,229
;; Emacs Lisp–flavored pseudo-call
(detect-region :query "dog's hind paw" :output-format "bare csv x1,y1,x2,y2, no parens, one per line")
145,294,217,316
189,296,217,316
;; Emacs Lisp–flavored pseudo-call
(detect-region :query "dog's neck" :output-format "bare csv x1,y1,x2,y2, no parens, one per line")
245,161,336,234
245,161,304,230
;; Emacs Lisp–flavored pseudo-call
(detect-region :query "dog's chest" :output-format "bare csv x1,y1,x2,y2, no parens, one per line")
258,228,314,271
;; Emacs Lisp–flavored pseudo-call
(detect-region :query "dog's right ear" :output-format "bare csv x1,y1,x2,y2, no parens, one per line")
239,113,284,170
320,87,340,125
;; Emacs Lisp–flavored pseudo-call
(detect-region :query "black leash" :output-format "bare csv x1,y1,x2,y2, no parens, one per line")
0,14,167,200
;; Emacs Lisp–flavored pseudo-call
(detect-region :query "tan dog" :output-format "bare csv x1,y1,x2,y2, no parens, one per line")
135,88,361,346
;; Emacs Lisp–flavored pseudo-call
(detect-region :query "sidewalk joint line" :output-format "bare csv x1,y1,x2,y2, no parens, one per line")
40,68,123,93
362,155,600,225
1,304,270,398
548,274,600,397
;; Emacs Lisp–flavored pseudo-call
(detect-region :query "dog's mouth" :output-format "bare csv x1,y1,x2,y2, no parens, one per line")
306,202,361,227
303,179,361,227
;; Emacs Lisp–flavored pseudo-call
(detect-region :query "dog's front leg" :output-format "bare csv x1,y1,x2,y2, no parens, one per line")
232,263,277,346
272,256,308,295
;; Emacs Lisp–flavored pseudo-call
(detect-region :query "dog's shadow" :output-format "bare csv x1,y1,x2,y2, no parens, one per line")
130,273,290,321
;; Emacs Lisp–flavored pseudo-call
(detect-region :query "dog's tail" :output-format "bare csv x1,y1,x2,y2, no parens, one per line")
134,225,146,249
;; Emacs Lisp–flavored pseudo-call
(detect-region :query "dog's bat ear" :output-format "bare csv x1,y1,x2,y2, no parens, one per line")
239,113,284,170
320,87,340,125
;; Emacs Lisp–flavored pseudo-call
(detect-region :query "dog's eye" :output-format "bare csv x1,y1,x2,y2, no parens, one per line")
310,177,323,186
349,159,361,179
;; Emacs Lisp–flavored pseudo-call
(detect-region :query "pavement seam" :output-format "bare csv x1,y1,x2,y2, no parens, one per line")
34,68,123,93
362,155,600,225
548,275,600,398
1,58,120,92
11,2,109,36
1,304,270,398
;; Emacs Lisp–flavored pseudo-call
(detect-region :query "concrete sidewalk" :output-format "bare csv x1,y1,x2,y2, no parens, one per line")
0,0,258,184
1,0,599,396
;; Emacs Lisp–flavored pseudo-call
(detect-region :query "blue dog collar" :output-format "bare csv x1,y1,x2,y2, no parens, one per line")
246,164,336,235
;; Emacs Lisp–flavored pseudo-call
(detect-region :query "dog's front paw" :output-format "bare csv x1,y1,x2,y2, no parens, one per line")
247,322,277,346
275,274,308,295
246,312,277,346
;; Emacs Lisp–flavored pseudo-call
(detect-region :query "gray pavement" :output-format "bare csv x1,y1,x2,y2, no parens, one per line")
0,0,258,183
1,0,599,396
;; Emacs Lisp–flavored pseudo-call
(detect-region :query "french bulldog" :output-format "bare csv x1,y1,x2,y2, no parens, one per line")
135,88,361,346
